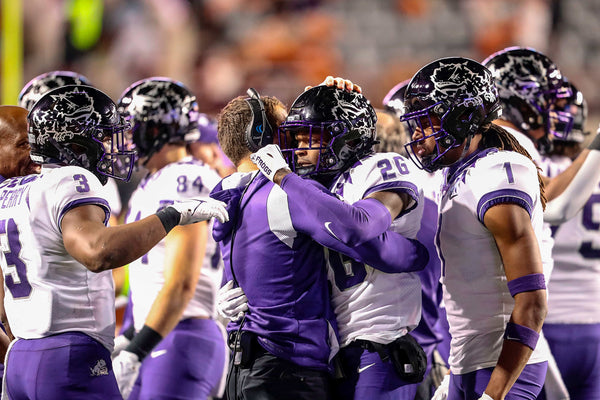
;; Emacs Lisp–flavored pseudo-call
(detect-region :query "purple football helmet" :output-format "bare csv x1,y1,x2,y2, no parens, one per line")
18,71,92,111
28,85,135,185
401,57,501,172
278,85,377,180
482,47,571,136
382,79,410,119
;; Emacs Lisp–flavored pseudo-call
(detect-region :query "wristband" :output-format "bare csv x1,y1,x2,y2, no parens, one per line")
506,273,546,297
125,325,163,361
122,324,135,341
588,132,600,151
503,322,539,350
155,207,180,234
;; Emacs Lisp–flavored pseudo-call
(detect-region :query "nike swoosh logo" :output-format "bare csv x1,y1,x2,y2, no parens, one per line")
357,362,376,373
324,222,341,241
150,349,167,358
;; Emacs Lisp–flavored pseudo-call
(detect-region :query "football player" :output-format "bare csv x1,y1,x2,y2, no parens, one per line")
0,85,227,399
111,78,228,400
538,83,600,400
400,57,548,400
251,85,429,399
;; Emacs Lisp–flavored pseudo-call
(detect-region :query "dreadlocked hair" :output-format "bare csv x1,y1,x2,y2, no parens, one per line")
480,123,547,210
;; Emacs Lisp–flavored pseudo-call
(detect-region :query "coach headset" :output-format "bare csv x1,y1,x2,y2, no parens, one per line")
244,88,274,151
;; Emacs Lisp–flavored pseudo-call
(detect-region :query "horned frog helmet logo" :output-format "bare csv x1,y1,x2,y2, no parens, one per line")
430,60,497,106
490,53,551,104
120,80,197,126
32,88,104,145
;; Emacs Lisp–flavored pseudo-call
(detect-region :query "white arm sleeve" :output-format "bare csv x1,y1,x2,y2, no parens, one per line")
544,150,600,224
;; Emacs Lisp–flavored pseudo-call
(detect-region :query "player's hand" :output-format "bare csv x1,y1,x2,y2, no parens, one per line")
217,280,248,322
305,76,362,93
171,198,229,224
431,373,450,400
430,349,449,388
250,144,290,182
111,334,131,360
112,350,141,399
478,394,494,400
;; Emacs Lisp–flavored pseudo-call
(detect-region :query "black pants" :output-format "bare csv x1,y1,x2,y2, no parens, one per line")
226,345,331,400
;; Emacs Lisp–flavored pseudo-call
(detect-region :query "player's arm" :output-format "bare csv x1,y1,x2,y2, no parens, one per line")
141,222,206,337
482,203,547,400
62,204,170,272
543,148,600,223
543,129,600,223
117,222,207,365
279,172,400,246
62,199,227,272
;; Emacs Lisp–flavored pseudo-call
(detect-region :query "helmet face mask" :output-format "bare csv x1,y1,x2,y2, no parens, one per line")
548,82,588,144
401,101,463,172
401,57,501,172
28,85,136,184
278,86,377,181
279,121,340,177
117,78,199,164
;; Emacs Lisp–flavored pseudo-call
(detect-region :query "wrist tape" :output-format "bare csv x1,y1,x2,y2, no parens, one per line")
156,207,180,234
125,325,163,361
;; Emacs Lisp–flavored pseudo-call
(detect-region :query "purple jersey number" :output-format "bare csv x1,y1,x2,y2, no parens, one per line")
377,156,409,181
328,250,367,291
0,218,32,298
73,174,91,193
579,193,600,259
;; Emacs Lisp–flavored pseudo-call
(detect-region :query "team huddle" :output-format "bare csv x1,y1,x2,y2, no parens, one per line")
0,45,598,400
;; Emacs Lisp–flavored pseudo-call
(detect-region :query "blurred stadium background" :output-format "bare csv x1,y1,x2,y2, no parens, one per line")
2,0,600,130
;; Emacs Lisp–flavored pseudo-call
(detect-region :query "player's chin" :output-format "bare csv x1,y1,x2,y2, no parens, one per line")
25,163,42,175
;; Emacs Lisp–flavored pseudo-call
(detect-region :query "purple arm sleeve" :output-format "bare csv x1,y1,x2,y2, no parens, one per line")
281,173,392,247
281,174,428,273
350,234,429,273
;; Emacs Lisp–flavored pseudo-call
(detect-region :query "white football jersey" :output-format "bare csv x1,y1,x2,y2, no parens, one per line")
540,154,600,324
126,157,223,331
0,165,116,350
328,152,424,346
439,149,551,374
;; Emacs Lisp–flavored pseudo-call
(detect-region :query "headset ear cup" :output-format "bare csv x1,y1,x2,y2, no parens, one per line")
244,89,273,151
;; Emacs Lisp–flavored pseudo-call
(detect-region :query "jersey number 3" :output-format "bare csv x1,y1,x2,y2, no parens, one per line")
0,218,32,299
